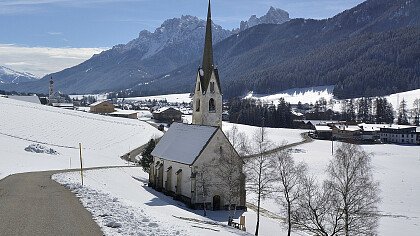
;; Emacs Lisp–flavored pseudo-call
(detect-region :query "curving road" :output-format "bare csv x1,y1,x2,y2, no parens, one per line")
0,170,103,236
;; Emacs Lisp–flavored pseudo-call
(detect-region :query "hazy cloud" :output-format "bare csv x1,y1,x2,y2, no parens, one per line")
0,44,107,77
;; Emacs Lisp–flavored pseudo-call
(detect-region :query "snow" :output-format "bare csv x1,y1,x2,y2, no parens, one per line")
8,95,41,104
151,123,218,165
181,116,306,148
24,144,59,155
246,86,334,105
246,86,420,110
124,93,192,103
0,97,162,180
257,140,420,236
223,122,305,148
53,168,251,236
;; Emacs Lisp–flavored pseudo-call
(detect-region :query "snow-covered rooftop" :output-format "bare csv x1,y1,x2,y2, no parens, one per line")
90,100,112,107
315,125,332,132
8,95,40,104
151,123,218,165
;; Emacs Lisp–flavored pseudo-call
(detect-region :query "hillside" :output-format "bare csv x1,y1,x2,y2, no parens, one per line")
128,0,420,99
0,97,161,180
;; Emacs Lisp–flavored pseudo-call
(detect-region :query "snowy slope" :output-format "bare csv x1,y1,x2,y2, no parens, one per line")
0,65,38,84
247,86,420,110
0,97,162,180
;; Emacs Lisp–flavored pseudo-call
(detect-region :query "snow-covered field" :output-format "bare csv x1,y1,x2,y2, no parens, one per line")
257,140,420,236
181,115,306,148
246,86,334,105
247,86,420,109
0,97,162,180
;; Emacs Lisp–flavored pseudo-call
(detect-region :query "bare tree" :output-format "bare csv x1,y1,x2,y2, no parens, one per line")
326,143,380,236
194,162,213,217
213,145,244,220
245,126,276,236
225,124,250,156
272,149,307,236
293,143,380,236
412,98,420,126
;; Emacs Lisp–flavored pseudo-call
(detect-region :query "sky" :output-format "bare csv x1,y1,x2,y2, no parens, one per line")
0,0,365,77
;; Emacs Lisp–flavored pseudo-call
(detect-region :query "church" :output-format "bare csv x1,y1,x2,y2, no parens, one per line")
149,1,246,211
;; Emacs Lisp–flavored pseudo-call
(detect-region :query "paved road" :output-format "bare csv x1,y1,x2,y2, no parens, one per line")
0,170,103,236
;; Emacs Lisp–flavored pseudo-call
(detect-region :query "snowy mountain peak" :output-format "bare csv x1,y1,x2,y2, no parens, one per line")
0,66,39,84
239,7,290,32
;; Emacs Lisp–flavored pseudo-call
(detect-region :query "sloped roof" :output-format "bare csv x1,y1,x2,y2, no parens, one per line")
90,100,112,107
8,95,40,104
151,123,218,165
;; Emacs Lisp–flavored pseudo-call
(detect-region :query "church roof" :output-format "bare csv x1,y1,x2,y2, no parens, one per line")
151,123,218,165
199,0,222,93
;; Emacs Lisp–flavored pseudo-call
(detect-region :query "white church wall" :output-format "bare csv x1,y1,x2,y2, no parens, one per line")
193,129,242,207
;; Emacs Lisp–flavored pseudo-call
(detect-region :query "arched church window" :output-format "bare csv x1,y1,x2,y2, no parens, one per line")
196,99,200,112
209,98,216,112
210,82,215,93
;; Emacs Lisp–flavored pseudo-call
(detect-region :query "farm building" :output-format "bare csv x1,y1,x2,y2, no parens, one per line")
90,101,115,114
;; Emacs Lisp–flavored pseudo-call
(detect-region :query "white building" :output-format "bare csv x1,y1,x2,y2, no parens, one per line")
379,125,418,144
149,1,246,210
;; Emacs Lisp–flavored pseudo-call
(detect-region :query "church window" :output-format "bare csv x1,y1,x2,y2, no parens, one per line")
197,83,200,92
196,99,200,112
209,98,216,112
210,82,215,93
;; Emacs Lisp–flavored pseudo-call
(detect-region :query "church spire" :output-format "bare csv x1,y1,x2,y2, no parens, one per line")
201,0,214,87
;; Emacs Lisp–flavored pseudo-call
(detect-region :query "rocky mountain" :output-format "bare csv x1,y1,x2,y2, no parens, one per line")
237,7,290,32
1,7,290,94
126,0,420,99
0,66,38,84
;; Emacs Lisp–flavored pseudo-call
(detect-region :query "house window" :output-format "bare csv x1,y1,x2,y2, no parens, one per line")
196,99,200,112
210,82,215,93
209,98,216,112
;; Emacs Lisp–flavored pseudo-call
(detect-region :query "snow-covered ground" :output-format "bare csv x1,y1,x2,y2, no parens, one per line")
246,86,334,105
53,168,252,236
246,86,420,110
181,115,306,148
0,97,162,180
257,140,420,236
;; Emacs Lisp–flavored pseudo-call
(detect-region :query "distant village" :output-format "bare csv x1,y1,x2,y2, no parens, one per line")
3,79,419,146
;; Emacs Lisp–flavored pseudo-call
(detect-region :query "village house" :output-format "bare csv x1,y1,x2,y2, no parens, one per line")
150,1,246,211
379,125,418,144
89,100,115,114
152,107,183,123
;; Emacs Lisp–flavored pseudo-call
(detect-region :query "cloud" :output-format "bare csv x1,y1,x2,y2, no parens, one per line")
47,32,63,36
0,44,107,77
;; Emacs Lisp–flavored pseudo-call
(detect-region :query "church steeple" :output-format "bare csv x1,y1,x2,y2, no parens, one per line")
202,0,214,81
192,0,223,128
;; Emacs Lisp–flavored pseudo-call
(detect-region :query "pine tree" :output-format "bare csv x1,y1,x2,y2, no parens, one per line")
398,99,409,125
140,139,156,172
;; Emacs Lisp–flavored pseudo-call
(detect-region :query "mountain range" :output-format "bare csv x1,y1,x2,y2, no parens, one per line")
0,66,38,85
0,7,289,95
1,0,419,99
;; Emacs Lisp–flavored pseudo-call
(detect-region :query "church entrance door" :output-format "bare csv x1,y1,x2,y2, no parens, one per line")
213,195,221,211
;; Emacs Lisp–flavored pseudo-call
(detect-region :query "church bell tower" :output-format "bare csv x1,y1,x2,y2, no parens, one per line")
192,0,223,128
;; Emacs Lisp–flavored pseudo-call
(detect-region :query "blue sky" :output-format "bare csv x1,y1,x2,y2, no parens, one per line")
1,0,365,48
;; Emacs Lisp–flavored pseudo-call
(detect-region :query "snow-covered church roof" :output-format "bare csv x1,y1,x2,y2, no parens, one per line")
151,123,218,165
